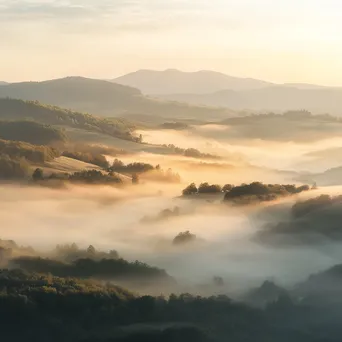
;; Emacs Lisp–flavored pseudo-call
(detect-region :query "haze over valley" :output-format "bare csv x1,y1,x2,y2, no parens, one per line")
3,0,342,341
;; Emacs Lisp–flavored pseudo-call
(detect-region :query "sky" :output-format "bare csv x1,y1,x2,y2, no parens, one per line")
1,0,342,84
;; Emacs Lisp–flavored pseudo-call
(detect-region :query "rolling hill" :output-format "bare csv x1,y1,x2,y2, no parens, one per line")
0,77,233,120
0,98,138,142
0,121,66,146
157,86,342,115
113,69,273,94
0,82,7,86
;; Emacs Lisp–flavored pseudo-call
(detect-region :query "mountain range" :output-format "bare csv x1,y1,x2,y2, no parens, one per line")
113,69,273,94
3,71,342,116
113,69,329,95
0,77,232,120
112,69,342,114
156,86,342,114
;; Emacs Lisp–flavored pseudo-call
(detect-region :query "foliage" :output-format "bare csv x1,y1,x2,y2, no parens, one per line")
11,256,171,284
110,159,181,183
162,144,220,159
291,194,342,218
182,183,198,196
256,194,342,245
32,168,44,181
0,265,342,341
0,98,138,142
181,182,310,204
0,138,60,163
68,170,122,184
62,151,109,169
198,182,222,194
173,231,197,245
223,182,310,204
33,169,122,186
222,184,234,192
0,120,66,145
54,244,119,263
110,159,154,174
141,168,181,183
132,173,139,184
141,207,181,224
0,154,30,179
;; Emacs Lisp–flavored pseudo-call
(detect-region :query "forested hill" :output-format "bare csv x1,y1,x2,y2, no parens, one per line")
0,98,138,142
0,77,232,120
0,121,66,146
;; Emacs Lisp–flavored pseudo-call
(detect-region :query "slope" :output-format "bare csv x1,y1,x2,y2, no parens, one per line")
0,98,138,142
157,86,342,115
113,69,273,94
0,77,233,120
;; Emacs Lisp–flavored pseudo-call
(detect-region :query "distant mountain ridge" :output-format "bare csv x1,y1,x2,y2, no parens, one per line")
0,76,233,120
0,81,8,86
156,86,342,115
113,69,273,94
112,69,342,114
113,69,334,95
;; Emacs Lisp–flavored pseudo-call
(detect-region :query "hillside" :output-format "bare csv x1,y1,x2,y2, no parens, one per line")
256,195,342,245
157,86,342,115
0,138,60,163
217,111,342,142
113,69,272,94
0,120,66,145
0,98,138,142
296,165,342,186
0,77,233,120
0,82,7,86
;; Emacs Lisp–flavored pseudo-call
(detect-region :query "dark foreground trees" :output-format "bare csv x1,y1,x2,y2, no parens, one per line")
1,268,342,342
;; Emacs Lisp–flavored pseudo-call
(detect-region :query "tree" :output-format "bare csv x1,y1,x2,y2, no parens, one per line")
213,276,224,287
173,231,197,245
223,184,234,192
198,182,222,194
87,245,96,255
32,168,44,181
182,183,198,196
132,173,139,184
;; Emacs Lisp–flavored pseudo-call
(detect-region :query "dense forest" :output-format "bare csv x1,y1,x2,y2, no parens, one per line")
161,144,220,159
256,194,342,245
0,120,66,145
0,139,60,163
110,159,181,183
1,264,342,341
182,182,310,204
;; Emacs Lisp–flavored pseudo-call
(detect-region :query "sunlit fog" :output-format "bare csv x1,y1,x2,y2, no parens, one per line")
3,1,342,341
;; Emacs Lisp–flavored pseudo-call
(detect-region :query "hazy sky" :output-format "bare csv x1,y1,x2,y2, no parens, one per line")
1,0,342,84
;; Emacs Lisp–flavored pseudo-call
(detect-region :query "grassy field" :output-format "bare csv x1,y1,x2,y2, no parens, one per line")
64,127,172,154
42,156,103,174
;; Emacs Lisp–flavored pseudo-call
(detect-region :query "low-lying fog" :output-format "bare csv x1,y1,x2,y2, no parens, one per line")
137,127,342,173
2,183,342,294
4,123,342,296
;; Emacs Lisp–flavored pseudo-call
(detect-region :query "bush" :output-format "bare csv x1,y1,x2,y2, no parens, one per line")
173,231,197,245
0,154,30,179
182,183,198,196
